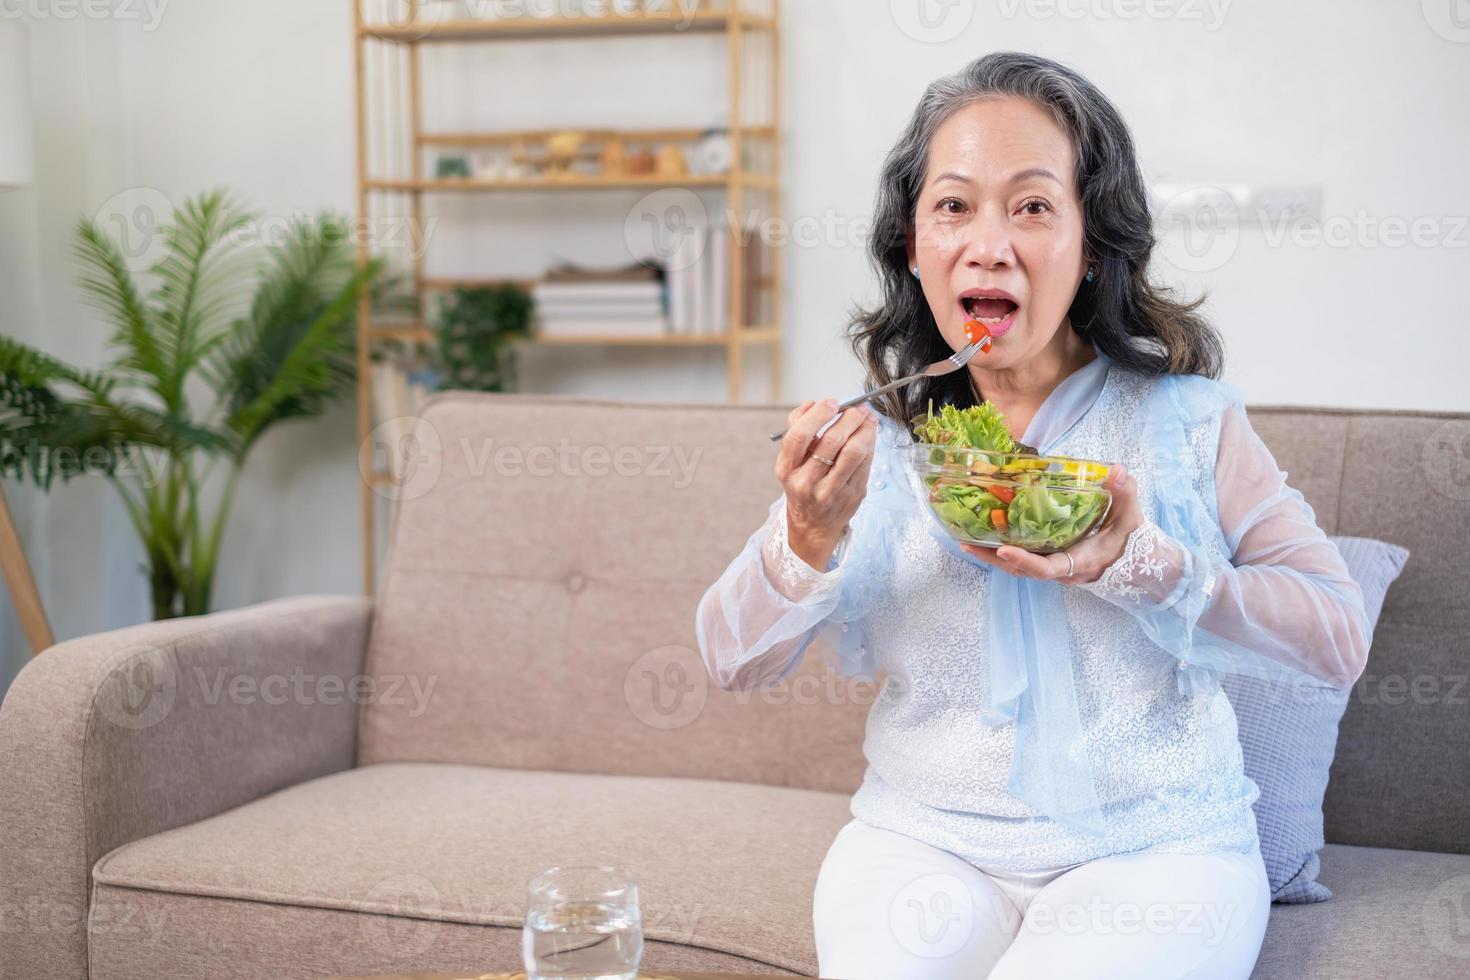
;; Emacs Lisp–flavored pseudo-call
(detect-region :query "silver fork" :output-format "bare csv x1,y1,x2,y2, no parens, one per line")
768,335,991,442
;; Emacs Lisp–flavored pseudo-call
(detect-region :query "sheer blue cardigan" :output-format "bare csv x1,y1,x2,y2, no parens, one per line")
737,351,1375,838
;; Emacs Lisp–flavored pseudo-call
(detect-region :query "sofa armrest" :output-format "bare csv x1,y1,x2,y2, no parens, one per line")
0,594,373,979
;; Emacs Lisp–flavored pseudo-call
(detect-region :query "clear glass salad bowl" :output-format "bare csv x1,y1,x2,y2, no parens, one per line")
909,443,1115,554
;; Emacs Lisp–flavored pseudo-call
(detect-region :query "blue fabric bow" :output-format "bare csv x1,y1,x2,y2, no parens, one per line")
912,348,1115,838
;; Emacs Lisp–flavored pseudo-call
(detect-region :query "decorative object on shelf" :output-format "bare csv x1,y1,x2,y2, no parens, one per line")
690,126,733,176
654,143,688,178
0,190,381,619
472,150,523,181
626,147,657,175
600,137,628,178
436,283,534,392
545,130,586,178
435,155,471,179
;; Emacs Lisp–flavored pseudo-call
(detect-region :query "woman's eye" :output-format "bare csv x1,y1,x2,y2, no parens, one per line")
1019,199,1052,216
936,197,968,215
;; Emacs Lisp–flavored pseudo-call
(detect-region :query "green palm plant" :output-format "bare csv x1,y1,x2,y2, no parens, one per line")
0,189,383,620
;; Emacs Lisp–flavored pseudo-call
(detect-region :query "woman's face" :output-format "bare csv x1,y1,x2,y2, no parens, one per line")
907,97,1090,367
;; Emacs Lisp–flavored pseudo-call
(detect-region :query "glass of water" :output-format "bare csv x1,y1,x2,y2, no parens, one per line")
522,865,643,980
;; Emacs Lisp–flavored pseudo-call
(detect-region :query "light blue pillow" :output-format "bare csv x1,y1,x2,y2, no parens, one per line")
1221,535,1409,903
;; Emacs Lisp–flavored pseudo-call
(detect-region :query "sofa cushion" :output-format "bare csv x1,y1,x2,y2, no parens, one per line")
1222,535,1410,903
1255,842,1470,977
358,393,875,796
88,762,850,977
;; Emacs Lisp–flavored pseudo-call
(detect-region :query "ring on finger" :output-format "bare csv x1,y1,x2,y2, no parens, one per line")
811,453,836,467
1062,552,1075,578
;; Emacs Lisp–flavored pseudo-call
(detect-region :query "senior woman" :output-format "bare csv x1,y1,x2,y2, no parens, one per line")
695,51,1369,979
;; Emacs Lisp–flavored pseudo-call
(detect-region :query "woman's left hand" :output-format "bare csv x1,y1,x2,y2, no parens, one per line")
959,464,1142,584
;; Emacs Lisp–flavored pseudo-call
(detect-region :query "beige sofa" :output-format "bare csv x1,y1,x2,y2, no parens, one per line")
2,392,1466,979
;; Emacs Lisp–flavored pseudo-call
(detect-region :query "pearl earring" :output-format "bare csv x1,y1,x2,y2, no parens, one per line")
1085,265,1097,283
911,266,920,280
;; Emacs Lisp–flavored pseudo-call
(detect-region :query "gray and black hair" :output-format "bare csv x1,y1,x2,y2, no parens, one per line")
849,50,1224,427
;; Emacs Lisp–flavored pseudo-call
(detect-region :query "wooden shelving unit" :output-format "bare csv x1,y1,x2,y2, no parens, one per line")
353,0,784,593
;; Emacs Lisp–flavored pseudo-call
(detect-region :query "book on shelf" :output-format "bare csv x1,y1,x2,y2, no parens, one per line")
518,226,759,339
666,213,704,336
705,210,730,336
542,258,663,283
531,280,665,304
532,259,671,336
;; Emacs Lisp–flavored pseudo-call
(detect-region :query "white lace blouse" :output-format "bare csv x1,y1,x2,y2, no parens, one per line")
695,354,1370,873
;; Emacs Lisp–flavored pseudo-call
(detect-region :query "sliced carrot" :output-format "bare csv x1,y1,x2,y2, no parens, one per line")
987,484,1016,504
991,509,1009,533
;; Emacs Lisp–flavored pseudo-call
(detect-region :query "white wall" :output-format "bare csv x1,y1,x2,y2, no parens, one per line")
3,0,1468,673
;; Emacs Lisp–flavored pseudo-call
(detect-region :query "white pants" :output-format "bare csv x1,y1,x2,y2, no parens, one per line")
812,817,1271,980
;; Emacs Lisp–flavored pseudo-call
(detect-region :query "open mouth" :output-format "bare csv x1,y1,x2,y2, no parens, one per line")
961,296,1020,337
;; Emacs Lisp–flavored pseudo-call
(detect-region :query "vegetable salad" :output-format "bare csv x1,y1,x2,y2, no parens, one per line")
911,401,1112,552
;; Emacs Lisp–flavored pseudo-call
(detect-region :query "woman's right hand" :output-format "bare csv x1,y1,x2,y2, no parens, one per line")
774,398,880,570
